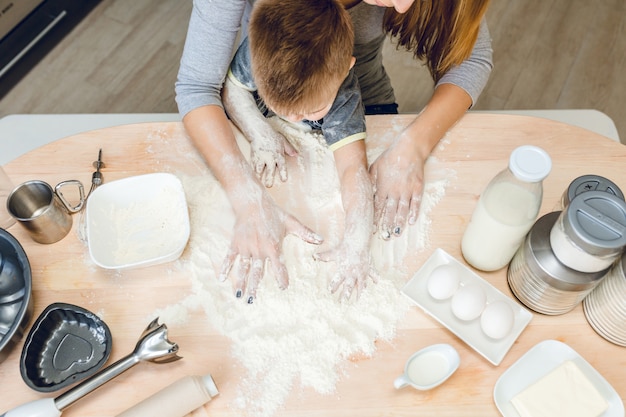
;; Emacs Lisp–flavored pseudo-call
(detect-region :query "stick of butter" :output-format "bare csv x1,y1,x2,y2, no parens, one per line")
511,360,608,417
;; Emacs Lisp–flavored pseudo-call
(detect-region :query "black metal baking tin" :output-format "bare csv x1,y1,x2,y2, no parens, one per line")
0,228,34,365
20,302,112,392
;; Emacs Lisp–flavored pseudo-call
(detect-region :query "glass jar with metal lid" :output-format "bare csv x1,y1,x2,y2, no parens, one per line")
508,212,609,315
560,174,624,209
550,191,626,273
583,251,626,346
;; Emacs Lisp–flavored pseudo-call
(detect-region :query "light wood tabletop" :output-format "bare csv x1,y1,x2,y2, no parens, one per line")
0,113,624,416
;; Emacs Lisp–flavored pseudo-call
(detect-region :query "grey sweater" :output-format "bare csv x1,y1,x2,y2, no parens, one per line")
175,0,493,117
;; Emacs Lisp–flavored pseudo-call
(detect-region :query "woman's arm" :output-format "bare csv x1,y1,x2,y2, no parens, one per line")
176,2,322,303
370,19,493,239
370,84,471,239
175,0,247,116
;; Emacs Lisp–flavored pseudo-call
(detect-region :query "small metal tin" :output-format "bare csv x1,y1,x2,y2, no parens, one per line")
551,191,626,272
561,174,624,208
508,212,609,315
20,302,112,392
584,251,626,346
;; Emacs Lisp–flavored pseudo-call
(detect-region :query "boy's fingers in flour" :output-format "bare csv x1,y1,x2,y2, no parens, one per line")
262,162,276,188
340,278,356,301
286,216,323,244
278,161,288,183
327,272,345,295
218,250,237,282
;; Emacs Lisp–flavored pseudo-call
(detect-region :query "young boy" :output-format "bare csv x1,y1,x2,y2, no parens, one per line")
222,0,376,301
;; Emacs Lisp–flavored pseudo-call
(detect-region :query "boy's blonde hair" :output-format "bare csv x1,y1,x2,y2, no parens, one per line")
249,0,354,117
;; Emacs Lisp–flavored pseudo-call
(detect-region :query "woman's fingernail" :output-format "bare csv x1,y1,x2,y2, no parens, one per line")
394,226,401,235
382,231,391,240
236,290,242,298
247,296,254,304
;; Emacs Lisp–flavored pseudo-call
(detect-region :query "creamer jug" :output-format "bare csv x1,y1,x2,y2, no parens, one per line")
461,145,552,271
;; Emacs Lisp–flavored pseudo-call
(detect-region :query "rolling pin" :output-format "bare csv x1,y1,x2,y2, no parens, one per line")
116,374,219,417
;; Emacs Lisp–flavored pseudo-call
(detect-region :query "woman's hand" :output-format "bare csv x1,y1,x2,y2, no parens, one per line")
369,84,473,239
218,185,323,303
369,131,427,239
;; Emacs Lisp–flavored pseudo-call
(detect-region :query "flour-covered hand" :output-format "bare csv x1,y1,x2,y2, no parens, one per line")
314,242,379,302
370,132,426,240
218,188,323,303
248,124,297,188
222,77,298,188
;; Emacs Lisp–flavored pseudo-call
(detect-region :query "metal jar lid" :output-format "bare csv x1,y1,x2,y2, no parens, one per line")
525,212,608,292
561,191,626,256
563,174,624,206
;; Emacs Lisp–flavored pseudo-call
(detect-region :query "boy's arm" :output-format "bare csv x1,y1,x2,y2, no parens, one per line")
222,77,296,188
315,139,377,301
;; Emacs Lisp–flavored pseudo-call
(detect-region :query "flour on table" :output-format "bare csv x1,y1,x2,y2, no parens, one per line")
155,118,452,417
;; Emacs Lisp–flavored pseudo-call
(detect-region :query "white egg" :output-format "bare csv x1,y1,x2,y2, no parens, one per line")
426,264,461,301
450,283,486,321
480,300,515,340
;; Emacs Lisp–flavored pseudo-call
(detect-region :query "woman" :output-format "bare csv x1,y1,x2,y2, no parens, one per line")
175,0,492,302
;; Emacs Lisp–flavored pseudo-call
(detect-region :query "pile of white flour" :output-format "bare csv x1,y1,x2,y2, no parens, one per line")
155,121,451,416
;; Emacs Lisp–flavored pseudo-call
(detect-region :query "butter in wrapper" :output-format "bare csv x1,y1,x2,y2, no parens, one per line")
511,360,608,417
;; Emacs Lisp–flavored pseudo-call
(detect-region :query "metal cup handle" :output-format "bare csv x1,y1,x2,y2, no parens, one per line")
55,180,86,213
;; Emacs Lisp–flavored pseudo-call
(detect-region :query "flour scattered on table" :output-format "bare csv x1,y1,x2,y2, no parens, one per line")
155,119,452,417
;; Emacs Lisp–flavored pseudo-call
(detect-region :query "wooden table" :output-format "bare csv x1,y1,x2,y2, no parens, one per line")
0,114,624,416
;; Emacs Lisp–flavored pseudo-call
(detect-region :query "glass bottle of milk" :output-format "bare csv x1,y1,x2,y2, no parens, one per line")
461,145,552,271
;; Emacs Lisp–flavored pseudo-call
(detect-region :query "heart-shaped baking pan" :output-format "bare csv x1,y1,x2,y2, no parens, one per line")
20,302,112,392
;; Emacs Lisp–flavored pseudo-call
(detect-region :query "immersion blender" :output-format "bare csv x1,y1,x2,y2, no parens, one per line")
1,318,181,417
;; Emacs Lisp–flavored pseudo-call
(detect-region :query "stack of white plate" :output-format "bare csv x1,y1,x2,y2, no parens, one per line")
583,252,626,346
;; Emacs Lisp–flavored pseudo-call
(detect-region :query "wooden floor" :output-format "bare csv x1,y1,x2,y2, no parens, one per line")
0,0,624,143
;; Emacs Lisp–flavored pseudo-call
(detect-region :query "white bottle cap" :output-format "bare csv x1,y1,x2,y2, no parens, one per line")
508,145,552,182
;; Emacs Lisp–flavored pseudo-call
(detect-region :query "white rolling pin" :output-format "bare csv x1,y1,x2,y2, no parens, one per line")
116,374,219,417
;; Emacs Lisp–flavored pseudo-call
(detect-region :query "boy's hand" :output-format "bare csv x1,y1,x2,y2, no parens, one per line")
248,123,298,188
314,244,379,301
222,77,298,188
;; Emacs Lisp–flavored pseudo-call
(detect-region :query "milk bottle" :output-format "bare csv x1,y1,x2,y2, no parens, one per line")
461,145,552,271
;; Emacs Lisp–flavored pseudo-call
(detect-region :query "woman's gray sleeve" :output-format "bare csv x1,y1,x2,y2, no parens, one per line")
175,0,247,117
436,18,493,107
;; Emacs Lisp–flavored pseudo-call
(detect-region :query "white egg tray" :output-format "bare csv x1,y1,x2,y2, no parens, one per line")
401,248,533,366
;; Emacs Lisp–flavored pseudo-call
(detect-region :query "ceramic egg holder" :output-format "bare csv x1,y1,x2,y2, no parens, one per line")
401,248,533,366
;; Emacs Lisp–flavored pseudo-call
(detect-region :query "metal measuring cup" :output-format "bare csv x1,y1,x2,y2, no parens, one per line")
6,180,85,244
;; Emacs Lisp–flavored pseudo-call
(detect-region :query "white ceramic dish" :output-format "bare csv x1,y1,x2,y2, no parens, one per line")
493,339,624,417
86,173,190,269
401,248,533,365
